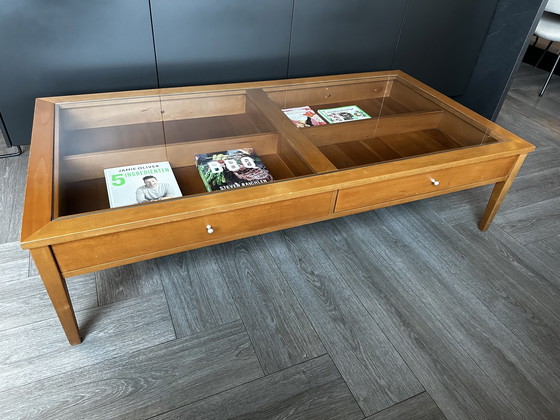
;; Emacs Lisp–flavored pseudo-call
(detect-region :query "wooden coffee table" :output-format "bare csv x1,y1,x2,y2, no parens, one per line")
20,71,535,345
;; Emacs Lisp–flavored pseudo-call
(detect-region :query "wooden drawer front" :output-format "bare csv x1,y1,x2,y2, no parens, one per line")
335,157,515,213
54,192,333,272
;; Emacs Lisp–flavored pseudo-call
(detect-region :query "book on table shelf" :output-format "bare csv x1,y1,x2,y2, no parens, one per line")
195,148,274,192
104,161,182,208
281,105,327,128
317,105,371,124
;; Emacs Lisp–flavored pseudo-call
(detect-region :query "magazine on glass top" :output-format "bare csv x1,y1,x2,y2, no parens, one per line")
281,106,327,128
317,105,372,124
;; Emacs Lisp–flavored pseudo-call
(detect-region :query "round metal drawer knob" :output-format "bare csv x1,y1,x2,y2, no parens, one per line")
206,225,214,234
430,178,440,186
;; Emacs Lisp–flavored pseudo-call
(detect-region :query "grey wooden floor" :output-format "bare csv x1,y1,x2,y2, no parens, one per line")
1,63,559,419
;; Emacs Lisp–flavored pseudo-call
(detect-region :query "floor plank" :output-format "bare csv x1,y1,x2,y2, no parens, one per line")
0,273,97,332
96,259,164,306
213,238,327,375
498,95,560,148
505,165,560,209
496,195,560,245
390,203,560,384
0,241,29,267
350,207,560,418
307,218,521,419
262,228,424,416
365,392,446,420
0,254,30,284
514,144,560,180
0,320,262,420
155,355,364,420
453,220,560,324
505,67,560,131
156,247,240,338
0,147,28,243
0,243,30,298
526,233,560,272
0,291,175,393
504,93,560,134
423,185,493,227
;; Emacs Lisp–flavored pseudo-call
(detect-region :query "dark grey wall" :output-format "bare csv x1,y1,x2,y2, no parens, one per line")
456,0,546,120
288,0,408,77
393,0,500,97
152,0,293,87
0,0,158,147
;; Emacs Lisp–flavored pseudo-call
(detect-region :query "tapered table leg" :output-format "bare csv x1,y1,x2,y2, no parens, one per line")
30,247,82,345
479,154,527,231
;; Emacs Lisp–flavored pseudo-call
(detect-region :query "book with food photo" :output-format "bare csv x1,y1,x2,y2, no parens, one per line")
195,148,274,192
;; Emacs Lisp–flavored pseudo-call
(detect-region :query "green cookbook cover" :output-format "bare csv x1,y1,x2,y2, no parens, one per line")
195,148,274,192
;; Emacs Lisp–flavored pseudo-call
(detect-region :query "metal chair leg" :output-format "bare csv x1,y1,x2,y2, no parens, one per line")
535,40,554,67
0,112,22,158
0,145,23,158
539,52,560,97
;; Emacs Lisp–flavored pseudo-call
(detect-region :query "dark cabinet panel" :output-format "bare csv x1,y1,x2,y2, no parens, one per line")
151,0,293,87
288,0,408,78
456,0,545,120
393,0,500,96
0,0,158,145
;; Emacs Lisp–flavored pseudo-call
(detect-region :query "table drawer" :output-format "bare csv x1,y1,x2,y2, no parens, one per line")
53,192,333,273
335,157,516,213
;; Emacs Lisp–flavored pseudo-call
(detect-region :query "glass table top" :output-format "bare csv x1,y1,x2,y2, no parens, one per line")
52,73,496,218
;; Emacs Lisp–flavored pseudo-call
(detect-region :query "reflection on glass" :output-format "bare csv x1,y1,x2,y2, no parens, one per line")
53,75,498,219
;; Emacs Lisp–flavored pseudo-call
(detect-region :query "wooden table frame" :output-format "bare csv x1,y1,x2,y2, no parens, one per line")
20,71,534,345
